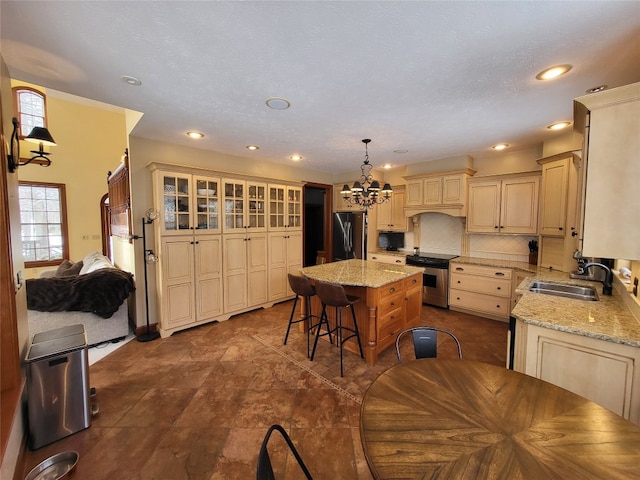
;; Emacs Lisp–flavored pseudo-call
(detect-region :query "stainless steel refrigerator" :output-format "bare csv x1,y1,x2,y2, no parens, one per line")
333,211,367,261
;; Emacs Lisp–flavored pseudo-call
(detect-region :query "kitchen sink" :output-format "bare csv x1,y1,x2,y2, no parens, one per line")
528,281,599,301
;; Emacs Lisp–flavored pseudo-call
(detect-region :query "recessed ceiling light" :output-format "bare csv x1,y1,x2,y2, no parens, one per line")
547,121,572,131
121,75,142,86
382,163,393,169
535,64,572,81
246,145,259,151
289,154,303,161
492,143,509,151
393,149,408,154
266,97,291,110
186,131,204,139
586,85,608,94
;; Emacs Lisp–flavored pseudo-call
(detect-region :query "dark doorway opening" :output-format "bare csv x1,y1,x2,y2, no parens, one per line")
303,184,332,266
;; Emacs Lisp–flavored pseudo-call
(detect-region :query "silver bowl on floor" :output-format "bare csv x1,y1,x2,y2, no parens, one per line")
24,451,78,480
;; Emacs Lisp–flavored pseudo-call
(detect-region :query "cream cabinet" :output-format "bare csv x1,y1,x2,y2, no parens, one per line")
222,178,267,233
466,173,540,234
449,262,512,321
574,82,640,260
404,169,476,216
268,231,303,302
376,187,407,232
268,184,302,231
369,252,405,265
537,153,582,272
334,183,353,211
514,321,640,424
154,171,222,236
157,234,223,336
223,232,268,313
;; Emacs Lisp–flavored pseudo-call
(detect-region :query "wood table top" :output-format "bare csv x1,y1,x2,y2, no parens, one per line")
360,359,640,479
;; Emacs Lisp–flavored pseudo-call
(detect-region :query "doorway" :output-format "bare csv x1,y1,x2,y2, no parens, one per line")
303,183,332,266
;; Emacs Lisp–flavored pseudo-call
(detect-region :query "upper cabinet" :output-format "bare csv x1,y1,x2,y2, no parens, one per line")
467,173,540,234
153,170,222,236
268,184,302,231
574,82,640,260
376,187,407,232
537,153,583,271
222,179,267,233
404,169,476,217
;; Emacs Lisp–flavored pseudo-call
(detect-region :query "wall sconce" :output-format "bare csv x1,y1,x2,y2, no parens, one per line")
22,126,57,167
7,118,57,171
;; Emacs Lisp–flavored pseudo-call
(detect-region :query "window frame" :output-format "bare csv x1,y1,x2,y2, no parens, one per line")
12,86,48,140
18,181,70,268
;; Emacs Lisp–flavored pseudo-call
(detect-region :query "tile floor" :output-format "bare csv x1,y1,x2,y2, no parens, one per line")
21,301,507,480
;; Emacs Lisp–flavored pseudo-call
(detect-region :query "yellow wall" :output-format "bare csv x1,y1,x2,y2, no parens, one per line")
12,81,128,277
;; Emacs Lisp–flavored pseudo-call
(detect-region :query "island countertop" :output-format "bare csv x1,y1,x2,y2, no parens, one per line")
301,259,423,288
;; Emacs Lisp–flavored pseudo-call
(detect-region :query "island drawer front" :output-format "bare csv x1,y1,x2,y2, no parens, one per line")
449,289,510,318
378,291,405,317
450,273,511,298
450,263,512,280
379,279,404,299
404,274,422,291
378,306,404,344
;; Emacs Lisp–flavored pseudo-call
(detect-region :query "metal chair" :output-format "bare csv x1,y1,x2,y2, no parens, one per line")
311,280,364,376
285,274,326,357
395,326,463,363
257,424,313,480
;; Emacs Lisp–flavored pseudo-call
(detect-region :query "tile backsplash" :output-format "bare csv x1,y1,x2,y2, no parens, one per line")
419,213,536,262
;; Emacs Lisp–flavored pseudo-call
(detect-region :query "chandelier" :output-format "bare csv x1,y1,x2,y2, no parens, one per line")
341,139,392,209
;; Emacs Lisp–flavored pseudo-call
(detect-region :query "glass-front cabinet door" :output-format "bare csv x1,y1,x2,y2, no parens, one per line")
159,172,192,235
194,175,221,233
247,181,266,230
223,179,245,232
268,185,286,231
287,186,302,230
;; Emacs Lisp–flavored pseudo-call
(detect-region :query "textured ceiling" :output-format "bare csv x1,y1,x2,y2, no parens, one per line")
1,1,639,174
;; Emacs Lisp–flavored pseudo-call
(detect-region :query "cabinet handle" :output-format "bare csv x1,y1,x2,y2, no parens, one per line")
494,226,499,229
455,267,464,271
495,272,505,276
395,259,401,263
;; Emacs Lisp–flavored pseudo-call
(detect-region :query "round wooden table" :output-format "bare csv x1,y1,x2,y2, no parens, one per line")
360,359,640,479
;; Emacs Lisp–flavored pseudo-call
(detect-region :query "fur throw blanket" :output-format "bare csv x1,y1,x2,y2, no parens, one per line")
26,268,135,318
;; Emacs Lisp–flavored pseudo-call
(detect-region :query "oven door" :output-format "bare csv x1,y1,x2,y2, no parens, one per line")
422,266,448,308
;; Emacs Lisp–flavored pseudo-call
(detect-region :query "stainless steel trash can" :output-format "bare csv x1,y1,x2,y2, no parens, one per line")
25,324,91,450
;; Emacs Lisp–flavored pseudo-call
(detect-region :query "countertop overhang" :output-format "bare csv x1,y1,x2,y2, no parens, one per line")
301,259,423,288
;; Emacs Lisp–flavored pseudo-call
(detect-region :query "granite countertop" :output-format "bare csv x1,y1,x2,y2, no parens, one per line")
512,271,640,348
301,259,423,288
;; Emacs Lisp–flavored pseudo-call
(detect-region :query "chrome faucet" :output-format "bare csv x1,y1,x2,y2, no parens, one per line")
582,262,613,295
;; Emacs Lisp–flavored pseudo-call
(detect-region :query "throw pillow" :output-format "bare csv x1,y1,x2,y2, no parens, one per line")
55,260,84,277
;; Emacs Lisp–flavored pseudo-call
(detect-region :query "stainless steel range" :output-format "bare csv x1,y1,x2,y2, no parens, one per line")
405,253,459,308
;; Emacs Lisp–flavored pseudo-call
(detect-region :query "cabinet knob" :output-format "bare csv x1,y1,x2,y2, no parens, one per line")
389,287,395,293
559,227,563,231
496,305,501,308
457,280,461,284
497,286,501,290
494,226,499,229
456,297,460,300
390,302,395,306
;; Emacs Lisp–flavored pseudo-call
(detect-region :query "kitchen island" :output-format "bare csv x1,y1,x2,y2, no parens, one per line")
300,259,423,366
512,271,640,425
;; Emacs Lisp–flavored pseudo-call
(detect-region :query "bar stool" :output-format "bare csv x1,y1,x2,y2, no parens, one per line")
285,274,328,358
311,280,364,376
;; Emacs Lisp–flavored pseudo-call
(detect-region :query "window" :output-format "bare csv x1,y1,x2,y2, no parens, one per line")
13,86,47,138
18,182,69,267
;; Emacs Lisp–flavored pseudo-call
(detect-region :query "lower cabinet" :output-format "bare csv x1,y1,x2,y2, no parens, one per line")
223,232,268,313
514,321,640,425
268,231,303,302
449,262,512,321
158,234,223,334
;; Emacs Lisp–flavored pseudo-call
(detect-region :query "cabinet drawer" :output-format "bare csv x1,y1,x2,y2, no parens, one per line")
378,306,404,344
378,291,404,317
449,289,510,318
379,280,404,299
404,274,422,292
450,273,511,298
370,253,405,265
450,262,512,279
